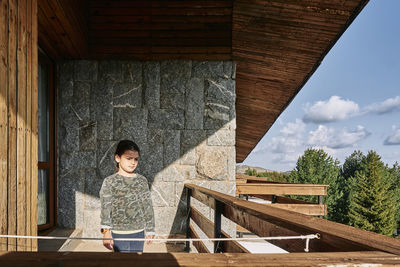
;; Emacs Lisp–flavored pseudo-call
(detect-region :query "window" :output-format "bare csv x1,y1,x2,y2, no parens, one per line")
37,50,56,232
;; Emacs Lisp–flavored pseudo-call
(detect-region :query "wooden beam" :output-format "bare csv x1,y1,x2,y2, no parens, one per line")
236,184,328,196
0,251,399,266
190,206,249,253
267,204,327,216
252,194,312,205
185,183,400,254
188,224,210,253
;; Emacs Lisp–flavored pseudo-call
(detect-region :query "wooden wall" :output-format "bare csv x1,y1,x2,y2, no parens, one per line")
0,0,38,251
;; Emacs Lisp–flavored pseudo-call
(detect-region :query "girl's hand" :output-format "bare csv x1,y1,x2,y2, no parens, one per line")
103,231,114,250
145,234,155,245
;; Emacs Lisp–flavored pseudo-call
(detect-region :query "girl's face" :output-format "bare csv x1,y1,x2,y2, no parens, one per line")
115,150,140,175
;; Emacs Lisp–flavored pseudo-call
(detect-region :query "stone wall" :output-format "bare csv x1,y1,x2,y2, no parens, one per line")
57,60,236,238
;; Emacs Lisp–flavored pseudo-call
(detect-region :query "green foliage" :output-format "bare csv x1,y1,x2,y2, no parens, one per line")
244,167,257,176
338,151,366,224
257,171,289,182
288,148,342,222
348,151,396,236
388,162,400,230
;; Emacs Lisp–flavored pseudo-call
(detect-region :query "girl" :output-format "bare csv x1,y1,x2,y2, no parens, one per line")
100,140,155,252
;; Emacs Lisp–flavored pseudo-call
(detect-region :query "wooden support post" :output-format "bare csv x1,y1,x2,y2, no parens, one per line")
214,200,223,253
319,195,324,218
185,187,192,252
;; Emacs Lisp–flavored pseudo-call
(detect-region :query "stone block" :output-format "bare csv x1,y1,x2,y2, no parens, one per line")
150,181,175,207
83,209,102,238
164,130,180,166
206,129,235,146
113,107,147,145
195,145,229,181
58,76,74,107
204,78,235,106
160,61,191,110
203,104,231,130
162,164,196,182
90,78,114,122
208,181,236,196
154,206,187,235
185,78,204,129
180,148,196,165
58,119,79,152
96,141,118,179
79,121,97,151
148,109,184,129
143,61,160,108
122,61,142,84
222,61,232,79
84,168,103,199
180,130,206,157
96,119,113,141
113,82,142,108
58,60,74,83
99,60,123,81
192,61,223,78
175,180,210,209
227,146,236,182
59,151,96,174
57,168,84,228
72,81,91,122
74,61,98,82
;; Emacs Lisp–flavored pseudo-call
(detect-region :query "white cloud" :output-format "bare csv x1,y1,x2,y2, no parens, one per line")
307,125,370,149
303,96,359,123
364,96,400,115
384,126,400,145
254,119,305,154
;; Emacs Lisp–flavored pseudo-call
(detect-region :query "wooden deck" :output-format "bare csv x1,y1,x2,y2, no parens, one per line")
1,251,399,266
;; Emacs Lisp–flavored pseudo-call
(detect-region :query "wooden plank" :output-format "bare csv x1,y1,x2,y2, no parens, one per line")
268,204,327,216
0,251,398,266
16,0,27,251
31,0,38,251
190,206,249,253
236,184,328,196
252,194,312,205
7,0,18,252
188,225,210,253
0,0,8,252
191,189,215,210
185,183,400,254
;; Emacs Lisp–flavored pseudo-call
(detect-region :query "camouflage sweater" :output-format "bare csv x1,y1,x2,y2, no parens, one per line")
100,173,155,232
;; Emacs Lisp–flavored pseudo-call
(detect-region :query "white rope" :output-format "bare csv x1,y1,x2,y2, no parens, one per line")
0,234,319,242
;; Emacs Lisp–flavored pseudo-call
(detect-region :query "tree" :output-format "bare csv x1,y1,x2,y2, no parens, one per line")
348,151,396,236
388,162,400,232
289,148,343,222
244,167,257,176
338,151,366,224
257,171,289,182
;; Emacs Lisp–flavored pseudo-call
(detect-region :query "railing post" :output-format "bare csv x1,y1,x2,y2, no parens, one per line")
185,187,192,252
318,195,324,218
214,200,223,253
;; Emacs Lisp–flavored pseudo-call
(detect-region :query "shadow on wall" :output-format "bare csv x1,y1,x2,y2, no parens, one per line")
57,60,236,238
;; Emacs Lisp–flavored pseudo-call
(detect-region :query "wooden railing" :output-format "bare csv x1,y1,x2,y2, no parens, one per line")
236,174,328,217
184,183,400,255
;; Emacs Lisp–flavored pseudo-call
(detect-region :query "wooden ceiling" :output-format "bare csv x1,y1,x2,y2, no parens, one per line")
38,0,369,162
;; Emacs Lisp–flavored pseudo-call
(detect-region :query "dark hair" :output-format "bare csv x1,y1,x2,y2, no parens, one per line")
115,140,140,167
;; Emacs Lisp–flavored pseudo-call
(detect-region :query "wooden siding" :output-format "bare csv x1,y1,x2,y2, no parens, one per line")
233,0,369,162
0,0,38,252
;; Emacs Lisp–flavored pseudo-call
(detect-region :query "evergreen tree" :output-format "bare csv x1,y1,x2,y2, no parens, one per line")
348,151,396,236
289,148,342,222
389,162,400,232
338,151,366,224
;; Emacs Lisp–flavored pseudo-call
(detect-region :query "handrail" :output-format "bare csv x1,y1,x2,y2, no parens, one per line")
185,183,400,255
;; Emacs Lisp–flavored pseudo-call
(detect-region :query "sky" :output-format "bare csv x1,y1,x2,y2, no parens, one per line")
242,0,400,172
